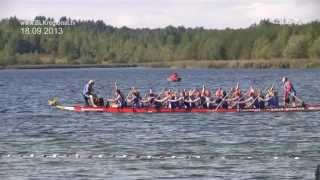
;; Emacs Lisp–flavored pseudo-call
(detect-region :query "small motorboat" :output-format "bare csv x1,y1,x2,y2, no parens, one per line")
167,73,181,82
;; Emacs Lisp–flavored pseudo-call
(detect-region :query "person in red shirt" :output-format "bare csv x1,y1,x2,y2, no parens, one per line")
168,72,181,82
282,77,296,107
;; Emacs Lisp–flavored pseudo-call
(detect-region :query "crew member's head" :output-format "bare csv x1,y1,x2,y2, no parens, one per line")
282,77,288,83
88,80,95,85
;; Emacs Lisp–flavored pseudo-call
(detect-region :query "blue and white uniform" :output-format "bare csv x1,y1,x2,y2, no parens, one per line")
82,80,94,105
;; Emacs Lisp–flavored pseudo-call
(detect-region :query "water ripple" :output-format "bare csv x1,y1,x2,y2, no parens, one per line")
0,68,320,179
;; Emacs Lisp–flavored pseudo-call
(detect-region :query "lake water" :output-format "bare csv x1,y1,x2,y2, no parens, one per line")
0,68,320,179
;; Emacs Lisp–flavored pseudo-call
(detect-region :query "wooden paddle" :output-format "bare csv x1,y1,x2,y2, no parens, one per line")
215,85,235,111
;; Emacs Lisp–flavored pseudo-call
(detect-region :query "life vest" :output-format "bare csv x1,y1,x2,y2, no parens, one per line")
131,91,141,107
215,89,223,98
248,87,255,97
234,89,241,97
205,90,211,97
284,81,296,97
147,93,155,103
169,73,179,81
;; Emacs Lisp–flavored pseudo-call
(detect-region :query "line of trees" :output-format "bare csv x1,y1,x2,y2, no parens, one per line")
0,16,319,66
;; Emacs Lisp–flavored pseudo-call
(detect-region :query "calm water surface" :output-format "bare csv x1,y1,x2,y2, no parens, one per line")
0,68,320,180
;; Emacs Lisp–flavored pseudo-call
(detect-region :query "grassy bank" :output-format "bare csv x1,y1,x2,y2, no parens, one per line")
140,59,320,69
1,53,319,69
1,59,320,70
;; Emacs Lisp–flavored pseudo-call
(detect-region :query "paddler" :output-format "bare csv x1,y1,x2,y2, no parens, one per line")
172,72,178,78
229,83,245,108
141,88,157,107
167,92,181,109
203,87,212,108
256,88,266,109
82,80,97,107
200,85,208,108
282,77,296,107
127,87,142,108
242,88,259,108
238,87,266,109
247,86,255,97
154,91,170,108
214,87,228,109
265,87,279,108
108,89,126,108
215,87,224,104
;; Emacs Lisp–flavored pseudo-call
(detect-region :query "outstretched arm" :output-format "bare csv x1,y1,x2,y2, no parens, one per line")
201,84,205,94
168,97,183,102
184,97,200,103
114,81,118,90
154,96,170,103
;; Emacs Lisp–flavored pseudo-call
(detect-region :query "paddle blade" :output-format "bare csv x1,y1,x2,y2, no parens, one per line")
48,97,59,106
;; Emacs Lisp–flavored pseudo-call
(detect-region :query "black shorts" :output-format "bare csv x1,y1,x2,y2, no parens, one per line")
285,96,295,104
285,97,290,104
83,95,90,106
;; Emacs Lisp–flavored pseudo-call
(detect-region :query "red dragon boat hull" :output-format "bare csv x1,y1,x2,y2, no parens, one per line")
52,104,320,113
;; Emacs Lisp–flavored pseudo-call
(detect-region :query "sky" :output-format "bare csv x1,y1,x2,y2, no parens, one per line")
0,0,319,29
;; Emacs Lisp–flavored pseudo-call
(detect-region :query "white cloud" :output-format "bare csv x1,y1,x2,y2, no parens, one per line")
115,15,136,27
0,0,319,29
242,0,320,24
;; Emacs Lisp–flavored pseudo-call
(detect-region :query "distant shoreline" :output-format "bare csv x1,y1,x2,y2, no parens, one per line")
141,59,320,69
1,64,138,70
1,59,320,70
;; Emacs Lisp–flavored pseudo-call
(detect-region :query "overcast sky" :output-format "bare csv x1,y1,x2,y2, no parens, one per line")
1,0,319,29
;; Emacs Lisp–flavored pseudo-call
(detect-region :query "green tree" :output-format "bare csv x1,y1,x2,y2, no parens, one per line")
0,16,319,65
198,36,225,60
283,35,310,58
270,27,291,58
308,36,320,58
252,36,272,59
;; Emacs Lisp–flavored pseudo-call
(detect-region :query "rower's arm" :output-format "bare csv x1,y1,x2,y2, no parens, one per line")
107,98,115,102
226,96,238,102
206,99,217,104
114,81,118,90
189,89,195,95
245,99,255,107
141,99,149,103
126,97,132,103
192,97,201,103
178,97,184,101
242,97,252,103
141,97,152,103
154,96,169,103
201,85,205,94
168,97,183,102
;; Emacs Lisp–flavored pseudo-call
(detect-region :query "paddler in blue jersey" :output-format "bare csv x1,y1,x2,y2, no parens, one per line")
108,82,127,108
265,87,279,108
82,80,97,107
